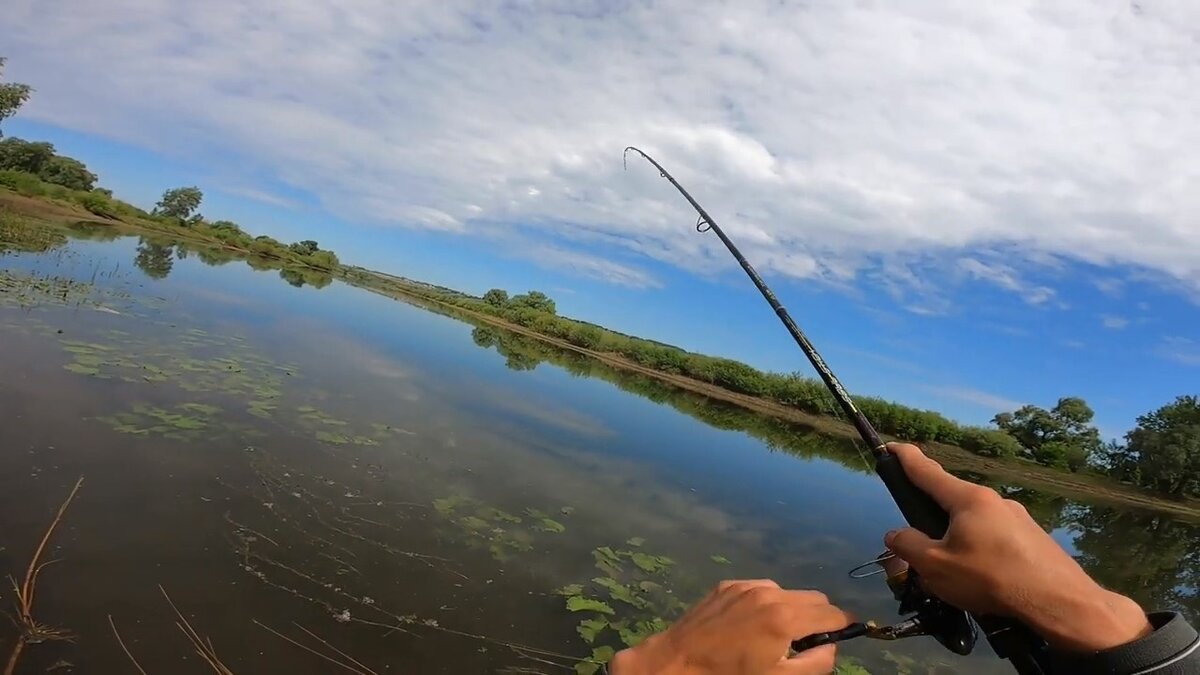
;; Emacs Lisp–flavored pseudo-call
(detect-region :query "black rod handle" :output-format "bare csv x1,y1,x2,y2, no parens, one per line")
875,451,949,538
791,622,869,653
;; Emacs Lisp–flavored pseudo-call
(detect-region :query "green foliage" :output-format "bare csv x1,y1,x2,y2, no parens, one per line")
560,541,688,674
289,239,320,256
509,290,556,314
77,191,118,218
432,494,575,561
0,59,33,134
833,659,874,675
1108,395,1200,498
959,426,1024,458
0,169,45,196
38,155,96,191
307,249,339,270
994,397,1102,471
0,138,54,172
0,211,66,253
566,324,603,350
95,403,218,441
154,186,203,222
483,288,509,306
0,138,96,190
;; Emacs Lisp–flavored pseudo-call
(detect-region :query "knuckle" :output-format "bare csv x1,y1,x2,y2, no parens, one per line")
716,580,740,593
1002,499,1028,516
967,486,1003,507
745,586,778,606
801,590,829,605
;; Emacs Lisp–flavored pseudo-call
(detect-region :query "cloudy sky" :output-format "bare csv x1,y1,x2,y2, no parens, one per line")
3,0,1197,434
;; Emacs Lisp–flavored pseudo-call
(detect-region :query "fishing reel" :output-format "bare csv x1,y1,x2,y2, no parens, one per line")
791,551,976,656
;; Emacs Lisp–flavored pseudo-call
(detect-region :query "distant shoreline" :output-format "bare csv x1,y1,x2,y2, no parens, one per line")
342,268,1200,522
5,187,1198,521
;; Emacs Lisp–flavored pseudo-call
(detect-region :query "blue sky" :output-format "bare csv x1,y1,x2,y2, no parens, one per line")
2,1,1198,437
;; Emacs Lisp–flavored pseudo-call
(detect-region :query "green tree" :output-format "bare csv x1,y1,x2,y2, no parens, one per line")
154,186,203,222
1118,395,1200,498
993,397,1102,470
0,58,33,137
0,138,53,173
307,249,339,270
509,290,556,314
483,288,509,307
289,240,320,256
39,155,97,191
959,426,1024,458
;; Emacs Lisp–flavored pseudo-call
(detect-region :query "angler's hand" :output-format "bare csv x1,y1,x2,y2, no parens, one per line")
882,442,1152,653
610,580,852,675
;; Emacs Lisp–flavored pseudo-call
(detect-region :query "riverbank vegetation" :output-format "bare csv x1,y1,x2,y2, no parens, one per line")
0,136,339,273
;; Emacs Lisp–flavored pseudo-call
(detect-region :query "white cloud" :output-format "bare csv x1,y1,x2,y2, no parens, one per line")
1156,336,1200,367
523,243,661,289
3,1,1199,296
217,185,296,209
1100,314,1129,330
1093,277,1124,297
921,385,1022,413
956,257,1057,306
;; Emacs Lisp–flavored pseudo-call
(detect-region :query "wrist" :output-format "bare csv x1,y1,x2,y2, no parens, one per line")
610,634,691,675
1021,585,1152,652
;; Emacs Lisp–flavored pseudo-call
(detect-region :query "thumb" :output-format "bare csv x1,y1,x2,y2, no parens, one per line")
884,527,939,566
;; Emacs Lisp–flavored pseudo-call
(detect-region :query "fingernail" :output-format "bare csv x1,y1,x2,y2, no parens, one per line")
884,529,899,545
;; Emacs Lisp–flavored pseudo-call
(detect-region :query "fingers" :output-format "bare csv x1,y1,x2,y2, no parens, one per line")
884,526,939,567
783,603,856,637
780,590,830,606
770,645,836,674
717,579,780,594
885,442,981,512
699,579,782,615
732,586,853,640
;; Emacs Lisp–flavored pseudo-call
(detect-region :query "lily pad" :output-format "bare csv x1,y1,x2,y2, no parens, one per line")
566,596,614,615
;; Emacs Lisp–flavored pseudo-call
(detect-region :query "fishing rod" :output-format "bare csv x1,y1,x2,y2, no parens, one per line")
623,147,1051,674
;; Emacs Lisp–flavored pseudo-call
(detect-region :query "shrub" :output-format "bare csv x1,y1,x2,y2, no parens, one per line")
959,427,1024,458
77,191,118,218
0,169,45,196
566,324,603,349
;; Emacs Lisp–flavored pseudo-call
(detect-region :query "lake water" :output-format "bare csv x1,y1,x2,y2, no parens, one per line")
1,225,1196,674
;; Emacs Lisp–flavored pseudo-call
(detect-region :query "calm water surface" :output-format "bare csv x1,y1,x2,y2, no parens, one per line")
0,227,1196,674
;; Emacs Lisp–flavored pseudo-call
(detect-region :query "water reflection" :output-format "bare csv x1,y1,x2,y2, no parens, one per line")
128,231,336,288
465,313,1200,623
1068,505,1199,617
133,237,175,279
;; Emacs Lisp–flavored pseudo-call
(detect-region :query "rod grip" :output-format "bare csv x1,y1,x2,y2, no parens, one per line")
875,451,949,538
